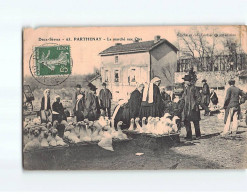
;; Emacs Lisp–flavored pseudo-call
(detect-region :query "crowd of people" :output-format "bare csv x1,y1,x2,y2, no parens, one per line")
39,67,246,141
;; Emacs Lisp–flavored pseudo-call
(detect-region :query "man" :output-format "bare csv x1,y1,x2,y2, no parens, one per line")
201,79,211,116
221,79,245,136
139,77,163,118
99,82,112,118
84,83,98,121
181,75,202,141
160,86,171,102
73,84,82,116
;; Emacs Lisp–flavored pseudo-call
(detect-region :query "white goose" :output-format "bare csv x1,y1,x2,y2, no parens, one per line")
128,118,135,131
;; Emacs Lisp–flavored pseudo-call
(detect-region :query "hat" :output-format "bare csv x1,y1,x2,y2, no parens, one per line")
102,82,107,86
202,79,207,82
88,83,96,91
76,84,81,88
182,75,191,82
228,78,235,85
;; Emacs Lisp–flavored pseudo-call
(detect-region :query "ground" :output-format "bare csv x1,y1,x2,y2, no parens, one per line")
23,109,247,170
23,88,247,170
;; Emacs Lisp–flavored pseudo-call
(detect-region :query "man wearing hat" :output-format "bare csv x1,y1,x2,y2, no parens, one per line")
99,82,112,118
181,75,202,140
222,79,246,136
201,79,211,116
73,84,82,116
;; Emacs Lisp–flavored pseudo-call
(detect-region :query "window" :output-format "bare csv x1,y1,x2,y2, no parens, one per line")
114,70,120,82
128,68,136,83
105,70,110,82
115,56,119,64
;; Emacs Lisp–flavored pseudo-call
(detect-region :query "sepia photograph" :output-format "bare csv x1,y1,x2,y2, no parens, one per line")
22,26,247,170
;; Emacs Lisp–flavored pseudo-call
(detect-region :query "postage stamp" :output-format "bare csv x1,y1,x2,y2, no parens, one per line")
29,44,72,86
34,45,71,76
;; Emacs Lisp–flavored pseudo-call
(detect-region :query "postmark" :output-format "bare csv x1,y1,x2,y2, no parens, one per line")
29,43,73,86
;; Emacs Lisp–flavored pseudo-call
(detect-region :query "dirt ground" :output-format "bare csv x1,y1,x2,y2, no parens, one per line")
23,108,247,170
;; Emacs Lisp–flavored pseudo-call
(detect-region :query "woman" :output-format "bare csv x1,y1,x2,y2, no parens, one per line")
112,84,144,128
73,94,84,122
139,77,163,118
40,89,51,123
52,95,67,123
210,89,218,109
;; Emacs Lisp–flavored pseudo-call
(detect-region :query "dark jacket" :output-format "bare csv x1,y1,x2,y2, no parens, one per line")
210,92,218,105
52,101,67,123
99,88,112,108
201,83,210,106
223,85,245,124
41,96,51,111
181,84,201,121
224,86,245,109
73,99,84,122
128,89,142,119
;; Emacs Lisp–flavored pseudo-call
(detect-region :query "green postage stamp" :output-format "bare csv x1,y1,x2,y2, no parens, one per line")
34,45,71,76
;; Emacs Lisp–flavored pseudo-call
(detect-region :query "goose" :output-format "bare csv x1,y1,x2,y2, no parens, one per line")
114,121,128,140
98,131,114,151
40,131,49,147
145,117,153,133
128,118,135,131
141,117,147,133
68,127,80,143
135,118,143,133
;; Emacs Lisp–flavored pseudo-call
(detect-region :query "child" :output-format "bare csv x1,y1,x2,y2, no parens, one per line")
210,89,218,109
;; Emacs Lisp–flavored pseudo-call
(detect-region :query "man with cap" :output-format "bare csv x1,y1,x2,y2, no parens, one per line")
73,84,82,116
99,82,112,118
181,75,202,140
201,79,211,116
222,79,246,136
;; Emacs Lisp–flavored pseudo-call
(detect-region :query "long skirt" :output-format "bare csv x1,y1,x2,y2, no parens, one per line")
139,104,160,119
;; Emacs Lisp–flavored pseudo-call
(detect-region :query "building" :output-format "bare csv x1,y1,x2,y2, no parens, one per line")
99,35,178,101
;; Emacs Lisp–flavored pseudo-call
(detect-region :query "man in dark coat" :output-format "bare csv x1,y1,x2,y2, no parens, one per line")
181,75,202,140
139,77,163,118
84,83,98,121
99,82,112,118
72,84,82,116
201,79,211,116
222,79,245,136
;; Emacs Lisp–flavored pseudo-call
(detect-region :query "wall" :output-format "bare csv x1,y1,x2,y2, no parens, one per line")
174,71,246,89
100,52,150,101
150,42,177,87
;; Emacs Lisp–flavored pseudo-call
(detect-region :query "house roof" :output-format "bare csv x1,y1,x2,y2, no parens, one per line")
99,39,179,56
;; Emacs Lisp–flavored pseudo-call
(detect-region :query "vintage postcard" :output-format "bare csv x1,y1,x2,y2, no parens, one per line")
23,26,247,170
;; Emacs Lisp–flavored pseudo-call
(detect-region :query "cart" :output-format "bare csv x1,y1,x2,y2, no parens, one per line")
23,85,34,112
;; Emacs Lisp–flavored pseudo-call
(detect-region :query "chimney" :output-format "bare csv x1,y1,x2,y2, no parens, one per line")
133,37,140,43
154,35,161,43
115,43,122,46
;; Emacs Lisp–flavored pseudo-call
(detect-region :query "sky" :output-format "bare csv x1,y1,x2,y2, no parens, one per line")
23,26,245,76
